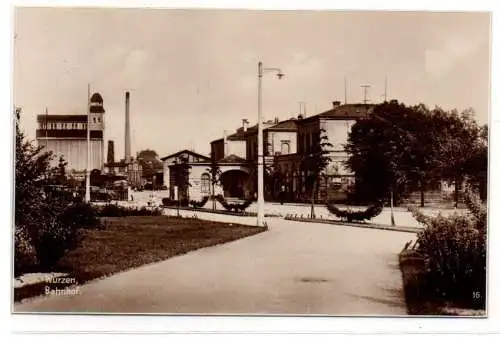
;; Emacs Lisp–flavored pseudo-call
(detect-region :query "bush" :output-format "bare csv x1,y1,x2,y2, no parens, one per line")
325,200,384,222
189,196,210,209
96,203,162,217
59,202,101,229
31,202,82,270
14,227,38,276
214,195,253,212
409,193,486,308
162,198,189,207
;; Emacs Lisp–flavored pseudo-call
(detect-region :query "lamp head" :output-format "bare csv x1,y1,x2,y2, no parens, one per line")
277,72,285,80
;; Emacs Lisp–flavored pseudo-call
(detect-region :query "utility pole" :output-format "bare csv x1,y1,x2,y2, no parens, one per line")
257,61,284,227
44,107,48,149
383,77,388,102
344,76,348,104
361,84,371,104
85,84,91,203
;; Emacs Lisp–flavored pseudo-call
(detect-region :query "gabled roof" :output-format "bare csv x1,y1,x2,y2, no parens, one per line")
266,119,297,131
160,149,210,162
218,154,246,164
300,104,374,122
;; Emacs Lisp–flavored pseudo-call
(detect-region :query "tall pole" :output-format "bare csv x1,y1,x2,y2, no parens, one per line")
85,84,91,203
344,76,347,104
44,107,48,148
257,61,264,227
384,77,388,102
361,84,371,104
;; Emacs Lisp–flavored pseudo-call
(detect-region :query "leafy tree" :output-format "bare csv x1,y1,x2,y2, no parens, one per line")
137,149,163,184
300,128,332,218
346,101,487,207
15,108,84,272
345,101,414,204
430,109,486,207
206,152,222,210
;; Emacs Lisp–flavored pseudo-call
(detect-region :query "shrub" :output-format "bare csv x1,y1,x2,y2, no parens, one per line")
409,197,486,308
162,198,189,207
31,202,82,270
96,203,162,217
14,227,37,276
325,200,384,222
98,203,126,217
215,195,253,212
59,202,101,229
189,196,210,209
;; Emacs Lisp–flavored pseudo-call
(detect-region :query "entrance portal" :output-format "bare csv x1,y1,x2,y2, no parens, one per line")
220,170,250,199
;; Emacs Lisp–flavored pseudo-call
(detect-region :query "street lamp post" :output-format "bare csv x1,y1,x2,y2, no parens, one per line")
257,61,284,227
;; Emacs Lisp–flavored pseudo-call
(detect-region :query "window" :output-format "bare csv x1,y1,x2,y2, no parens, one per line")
281,141,290,155
93,117,96,123
98,117,101,123
201,173,210,193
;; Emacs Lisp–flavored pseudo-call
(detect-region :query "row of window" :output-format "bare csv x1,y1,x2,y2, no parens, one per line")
42,122,86,130
41,118,102,130
248,140,291,159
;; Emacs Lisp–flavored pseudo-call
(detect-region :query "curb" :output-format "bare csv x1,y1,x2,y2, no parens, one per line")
283,216,421,233
162,206,281,218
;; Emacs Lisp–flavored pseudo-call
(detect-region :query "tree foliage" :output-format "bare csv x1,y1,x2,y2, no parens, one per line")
300,128,332,217
137,149,163,179
345,101,487,206
206,152,222,209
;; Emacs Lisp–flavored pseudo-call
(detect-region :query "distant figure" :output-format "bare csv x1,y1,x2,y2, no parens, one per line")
280,185,286,205
130,194,134,201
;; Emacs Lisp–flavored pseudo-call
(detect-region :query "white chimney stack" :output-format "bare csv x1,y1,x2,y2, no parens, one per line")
125,91,131,164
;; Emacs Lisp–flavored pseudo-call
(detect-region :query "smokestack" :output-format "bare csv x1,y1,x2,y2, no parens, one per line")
242,119,248,132
223,130,228,157
332,100,341,109
125,92,131,164
107,140,115,163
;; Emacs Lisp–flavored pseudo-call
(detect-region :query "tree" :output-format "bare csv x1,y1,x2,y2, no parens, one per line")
15,108,82,272
137,149,163,186
206,152,222,210
345,101,414,204
434,110,486,206
300,128,332,218
346,101,487,208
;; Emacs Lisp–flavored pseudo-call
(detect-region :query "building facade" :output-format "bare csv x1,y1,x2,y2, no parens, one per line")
36,92,105,177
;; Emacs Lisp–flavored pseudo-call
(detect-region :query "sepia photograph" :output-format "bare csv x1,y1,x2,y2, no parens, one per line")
12,6,490,317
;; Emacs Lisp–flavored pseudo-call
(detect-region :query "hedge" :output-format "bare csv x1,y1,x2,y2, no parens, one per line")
325,200,384,222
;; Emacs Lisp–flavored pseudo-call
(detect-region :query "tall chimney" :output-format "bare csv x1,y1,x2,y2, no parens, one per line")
125,92,131,164
107,140,115,163
242,119,248,132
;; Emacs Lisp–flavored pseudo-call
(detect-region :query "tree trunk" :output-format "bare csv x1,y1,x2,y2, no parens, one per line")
454,175,461,208
311,179,316,219
420,179,425,207
212,182,216,210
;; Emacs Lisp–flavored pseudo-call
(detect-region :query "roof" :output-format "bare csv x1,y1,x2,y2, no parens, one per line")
37,114,88,122
160,149,210,162
266,119,297,131
300,104,374,122
90,92,103,104
218,154,247,164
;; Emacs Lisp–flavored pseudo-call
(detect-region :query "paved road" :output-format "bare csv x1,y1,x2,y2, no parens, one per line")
15,218,415,315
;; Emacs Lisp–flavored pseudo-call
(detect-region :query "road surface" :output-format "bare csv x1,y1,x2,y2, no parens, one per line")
15,218,415,315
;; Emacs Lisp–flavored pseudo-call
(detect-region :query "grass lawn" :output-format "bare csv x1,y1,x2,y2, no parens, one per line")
15,216,266,302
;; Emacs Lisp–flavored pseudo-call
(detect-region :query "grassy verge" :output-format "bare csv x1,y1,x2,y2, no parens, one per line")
15,216,266,302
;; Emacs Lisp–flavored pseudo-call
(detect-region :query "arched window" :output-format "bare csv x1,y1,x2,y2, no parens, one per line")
201,173,210,193
281,141,290,155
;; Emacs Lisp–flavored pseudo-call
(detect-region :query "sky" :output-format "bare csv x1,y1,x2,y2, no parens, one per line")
13,8,491,159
